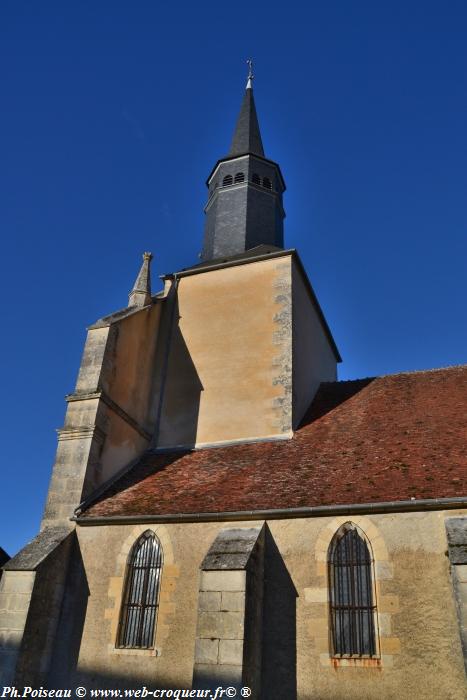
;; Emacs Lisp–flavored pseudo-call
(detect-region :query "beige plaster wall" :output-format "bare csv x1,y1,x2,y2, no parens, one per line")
66,510,466,698
44,254,339,527
97,305,162,430
156,257,294,448
69,522,216,688
285,510,466,700
43,303,163,527
155,255,338,449
98,410,150,485
291,261,338,428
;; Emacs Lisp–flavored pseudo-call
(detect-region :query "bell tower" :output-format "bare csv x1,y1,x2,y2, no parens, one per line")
201,62,286,261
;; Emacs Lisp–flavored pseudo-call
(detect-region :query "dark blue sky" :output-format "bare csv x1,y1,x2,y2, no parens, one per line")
1,1,466,555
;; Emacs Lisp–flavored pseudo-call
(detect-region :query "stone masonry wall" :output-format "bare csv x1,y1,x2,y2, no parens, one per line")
0,571,36,685
445,517,467,674
193,526,265,695
43,301,162,529
61,510,467,699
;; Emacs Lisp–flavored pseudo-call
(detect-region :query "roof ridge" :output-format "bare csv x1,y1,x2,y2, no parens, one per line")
334,364,467,385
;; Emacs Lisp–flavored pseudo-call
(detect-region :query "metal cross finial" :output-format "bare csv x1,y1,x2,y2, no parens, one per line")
246,58,254,89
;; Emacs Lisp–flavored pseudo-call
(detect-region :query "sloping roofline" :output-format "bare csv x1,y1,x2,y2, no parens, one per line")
75,365,467,521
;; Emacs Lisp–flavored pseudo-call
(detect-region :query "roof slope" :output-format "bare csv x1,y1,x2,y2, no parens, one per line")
229,86,264,157
81,366,467,519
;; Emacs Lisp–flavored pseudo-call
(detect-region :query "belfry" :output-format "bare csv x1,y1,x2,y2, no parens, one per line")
0,65,466,699
202,64,285,260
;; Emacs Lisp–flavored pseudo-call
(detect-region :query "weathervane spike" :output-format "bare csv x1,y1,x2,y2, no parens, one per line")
246,58,254,89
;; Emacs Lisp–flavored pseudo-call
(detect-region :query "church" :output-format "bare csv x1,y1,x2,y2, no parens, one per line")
1,69,466,699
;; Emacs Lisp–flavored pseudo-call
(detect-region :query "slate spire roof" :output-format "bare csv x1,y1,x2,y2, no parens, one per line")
201,72,284,261
228,81,265,157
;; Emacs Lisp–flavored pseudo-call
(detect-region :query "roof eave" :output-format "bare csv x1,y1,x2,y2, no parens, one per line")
74,496,467,526
205,152,286,191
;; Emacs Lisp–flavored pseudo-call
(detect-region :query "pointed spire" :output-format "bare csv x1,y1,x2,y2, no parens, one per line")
228,60,264,157
128,252,153,307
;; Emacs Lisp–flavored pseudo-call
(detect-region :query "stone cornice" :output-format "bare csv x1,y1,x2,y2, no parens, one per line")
65,390,152,441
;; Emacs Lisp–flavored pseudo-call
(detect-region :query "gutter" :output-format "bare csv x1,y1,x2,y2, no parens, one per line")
73,496,467,526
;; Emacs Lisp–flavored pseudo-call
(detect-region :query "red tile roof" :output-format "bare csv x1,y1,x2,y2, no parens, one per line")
81,366,467,519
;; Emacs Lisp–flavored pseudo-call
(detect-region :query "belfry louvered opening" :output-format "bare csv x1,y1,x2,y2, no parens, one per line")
328,523,378,657
234,172,245,183
117,530,163,649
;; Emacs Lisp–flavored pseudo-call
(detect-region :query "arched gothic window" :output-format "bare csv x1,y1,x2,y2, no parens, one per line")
328,523,378,657
117,531,163,649
222,174,233,186
234,172,245,183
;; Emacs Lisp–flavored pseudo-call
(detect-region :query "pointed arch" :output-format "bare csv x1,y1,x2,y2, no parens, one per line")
328,522,378,657
117,530,163,649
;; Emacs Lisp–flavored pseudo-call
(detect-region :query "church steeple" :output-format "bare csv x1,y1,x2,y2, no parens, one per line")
200,64,286,263
228,66,264,157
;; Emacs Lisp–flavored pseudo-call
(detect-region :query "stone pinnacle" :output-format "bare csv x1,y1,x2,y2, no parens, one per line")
128,251,153,307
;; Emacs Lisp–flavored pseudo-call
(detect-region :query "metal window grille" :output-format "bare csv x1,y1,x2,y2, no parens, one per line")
117,531,163,649
328,524,377,656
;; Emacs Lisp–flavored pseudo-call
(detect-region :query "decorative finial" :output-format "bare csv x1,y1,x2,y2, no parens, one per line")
128,251,153,307
246,58,254,89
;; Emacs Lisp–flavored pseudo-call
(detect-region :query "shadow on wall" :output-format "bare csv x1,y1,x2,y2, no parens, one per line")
10,533,75,687
51,668,237,693
0,547,10,584
48,536,90,686
45,529,297,697
12,527,299,697
0,636,20,686
262,526,298,700
155,297,204,449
